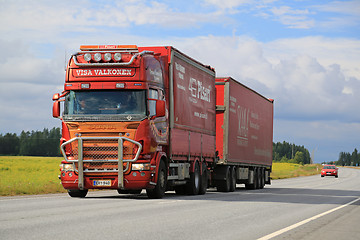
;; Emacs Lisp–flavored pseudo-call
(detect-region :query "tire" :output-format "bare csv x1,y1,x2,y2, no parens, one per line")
259,168,265,189
216,166,231,192
198,162,208,195
245,168,257,190
229,166,236,192
68,189,88,198
321,175,324,177
335,175,338,178
146,160,167,199
186,161,200,195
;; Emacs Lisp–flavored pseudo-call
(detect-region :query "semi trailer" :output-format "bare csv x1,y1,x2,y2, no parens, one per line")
52,45,273,198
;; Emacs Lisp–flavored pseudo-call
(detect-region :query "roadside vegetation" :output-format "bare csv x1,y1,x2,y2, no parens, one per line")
271,162,322,179
0,156,65,196
1,156,322,196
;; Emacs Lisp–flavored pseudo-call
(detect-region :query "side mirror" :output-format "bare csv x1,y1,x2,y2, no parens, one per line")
156,100,166,118
53,101,60,118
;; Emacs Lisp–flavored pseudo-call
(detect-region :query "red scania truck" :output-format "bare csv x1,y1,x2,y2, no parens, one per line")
52,45,273,198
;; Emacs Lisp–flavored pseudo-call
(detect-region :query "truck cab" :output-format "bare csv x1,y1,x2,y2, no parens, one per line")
53,45,169,198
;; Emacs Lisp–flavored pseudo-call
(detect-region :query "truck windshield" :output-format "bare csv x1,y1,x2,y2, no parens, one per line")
63,90,146,121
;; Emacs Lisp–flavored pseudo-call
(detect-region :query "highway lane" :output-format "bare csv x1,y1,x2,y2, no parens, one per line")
1,167,359,240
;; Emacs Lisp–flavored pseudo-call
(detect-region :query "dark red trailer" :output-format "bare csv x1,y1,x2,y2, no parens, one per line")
214,77,274,190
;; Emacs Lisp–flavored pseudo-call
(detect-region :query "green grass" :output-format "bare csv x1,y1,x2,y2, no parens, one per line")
0,156,66,196
271,162,322,179
0,156,323,196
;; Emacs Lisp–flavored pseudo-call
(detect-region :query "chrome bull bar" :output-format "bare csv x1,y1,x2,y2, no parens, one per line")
60,137,142,189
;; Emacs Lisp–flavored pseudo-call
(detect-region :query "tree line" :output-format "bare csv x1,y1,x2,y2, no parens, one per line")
335,149,359,166
273,141,311,164
0,128,61,156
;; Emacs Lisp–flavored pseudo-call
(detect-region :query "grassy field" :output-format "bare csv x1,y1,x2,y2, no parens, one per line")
271,162,322,179
0,156,66,196
1,156,322,196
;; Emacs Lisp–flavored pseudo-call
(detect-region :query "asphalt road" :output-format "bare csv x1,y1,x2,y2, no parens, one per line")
1,167,359,240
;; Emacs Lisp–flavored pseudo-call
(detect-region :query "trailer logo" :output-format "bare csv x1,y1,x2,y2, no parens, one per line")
188,78,211,103
237,106,249,146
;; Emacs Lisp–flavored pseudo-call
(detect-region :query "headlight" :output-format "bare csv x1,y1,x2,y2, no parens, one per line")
132,163,150,171
61,163,75,172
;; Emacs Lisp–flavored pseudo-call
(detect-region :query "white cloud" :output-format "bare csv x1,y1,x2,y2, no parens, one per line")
171,35,360,123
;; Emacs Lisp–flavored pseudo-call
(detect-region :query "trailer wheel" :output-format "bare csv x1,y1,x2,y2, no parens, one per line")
146,160,167,199
68,189,88,198
254,168,260,189
198,162,208,195
216,166,231,192
245,168,257,190
259,168,265,189
229,166,236,192
186,161,200,195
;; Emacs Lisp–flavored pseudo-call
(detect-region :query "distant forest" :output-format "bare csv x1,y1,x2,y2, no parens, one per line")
0,129,357,166
0,128,61,157
273,141,311,164
336,149,360,166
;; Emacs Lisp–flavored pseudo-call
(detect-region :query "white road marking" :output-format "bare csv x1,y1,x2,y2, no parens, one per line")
258,197,360,240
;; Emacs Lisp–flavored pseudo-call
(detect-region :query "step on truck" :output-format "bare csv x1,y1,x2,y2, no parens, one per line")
52,45,273,198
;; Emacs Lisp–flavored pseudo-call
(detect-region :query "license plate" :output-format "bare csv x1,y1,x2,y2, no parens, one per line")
93,180,111,186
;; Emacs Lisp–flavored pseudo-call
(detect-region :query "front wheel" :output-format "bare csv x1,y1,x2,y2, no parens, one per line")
68,189,88,198
146,160,167,199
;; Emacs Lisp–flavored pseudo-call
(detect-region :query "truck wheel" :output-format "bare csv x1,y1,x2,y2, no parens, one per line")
259,168,265,189
245,168,257,190
146,160,167,199
186,161,200,195
254,168,260,189
198,162,208,195
229,166,236,192
216,166,231,192
68,189,88,198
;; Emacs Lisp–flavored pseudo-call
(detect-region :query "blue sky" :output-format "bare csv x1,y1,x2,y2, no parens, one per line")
0,0,359,163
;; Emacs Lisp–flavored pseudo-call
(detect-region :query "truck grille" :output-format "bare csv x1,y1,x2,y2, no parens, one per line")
61,137,141,174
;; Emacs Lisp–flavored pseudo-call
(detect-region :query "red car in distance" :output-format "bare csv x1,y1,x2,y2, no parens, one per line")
321,165,338,178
